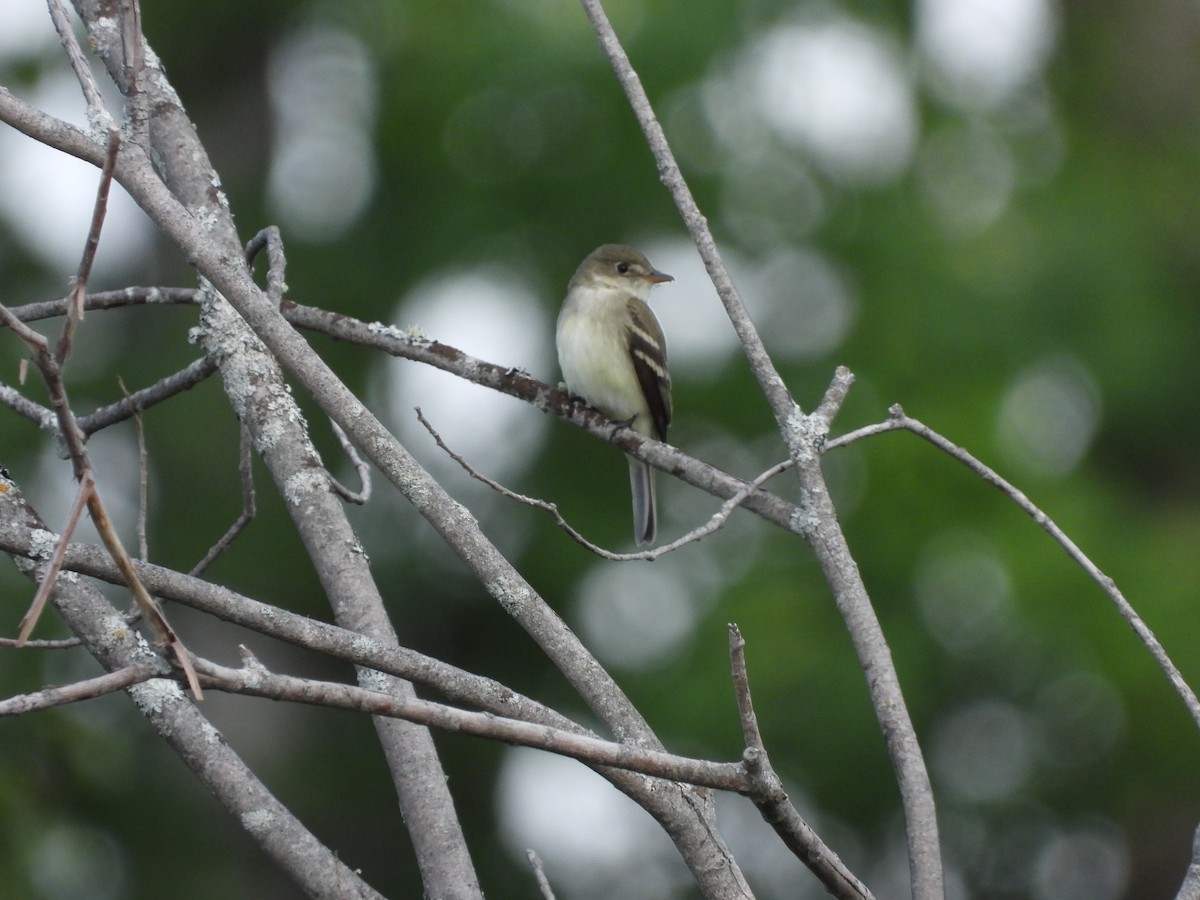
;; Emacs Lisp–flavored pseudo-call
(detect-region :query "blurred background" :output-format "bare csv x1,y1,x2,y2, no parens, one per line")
1,0,1198,897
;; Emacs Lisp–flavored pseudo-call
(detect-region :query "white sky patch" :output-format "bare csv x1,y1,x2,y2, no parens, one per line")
267,24,378,241
374,267,550,485
750,18,917,185
496,748,688,899
0,72,155,276
917,0,1058,108
0,0,59,62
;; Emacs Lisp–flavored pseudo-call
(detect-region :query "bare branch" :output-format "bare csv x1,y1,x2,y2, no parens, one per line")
418,407,791,560
729,625,874,900
0,381,55,429
194,652,749,792
283,299,802,531
576,0,795,427
328,419,372,505
7,287,200,323
0,635,81,650
880,405,1200,731
0,84,108,165
189,424,256,577
0,303,201,696
60,125,121,356
15,473,92,643
77,355,218,435
0,662,157,716
0,476,382,898
822,418,907,452
526,850,557,900
46,0,110,126
728,624,765,755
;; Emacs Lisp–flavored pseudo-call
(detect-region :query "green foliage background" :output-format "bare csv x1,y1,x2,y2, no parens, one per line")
1,1,1199,898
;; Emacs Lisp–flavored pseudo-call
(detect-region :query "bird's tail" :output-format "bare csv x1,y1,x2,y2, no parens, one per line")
628,456,656,546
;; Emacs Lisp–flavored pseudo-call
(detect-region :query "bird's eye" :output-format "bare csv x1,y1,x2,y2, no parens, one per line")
616,262,630,274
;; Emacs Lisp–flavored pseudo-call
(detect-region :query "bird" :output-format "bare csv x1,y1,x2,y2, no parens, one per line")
556,243,673,545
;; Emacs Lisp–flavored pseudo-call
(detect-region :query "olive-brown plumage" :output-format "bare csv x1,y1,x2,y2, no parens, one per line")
556,244,673,544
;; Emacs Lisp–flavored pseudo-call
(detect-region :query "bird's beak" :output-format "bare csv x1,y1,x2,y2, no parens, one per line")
645,269,673,284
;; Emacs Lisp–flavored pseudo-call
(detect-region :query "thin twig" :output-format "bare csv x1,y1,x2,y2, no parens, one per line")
728,624,764,755
77,356,218,435
245,226,287,305
328,419,372,504
194,651,749,792
118,376,150,560
7,287,201,323
728,625,874,900
416,407,790,560
16,474,92,644
813,366,856,430
0,662,158,717
576,0,794,426
877,404,1200,731
0,305,201,698
3,356,218,437
190,424,256,577
0,382,55,428
0,635,82,649
822,418,906,452
46,0,109,125
525,850,557,900
59,125,121,355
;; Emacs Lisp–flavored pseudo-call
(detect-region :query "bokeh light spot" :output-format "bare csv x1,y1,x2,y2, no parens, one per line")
575,560,698,670
750,18,917,184
376,267,550,485
917,0,1058,109
933,699,1033,802
997,354,1101,478
267,25,379,240
915,531,1016,656
1033,826,1129,900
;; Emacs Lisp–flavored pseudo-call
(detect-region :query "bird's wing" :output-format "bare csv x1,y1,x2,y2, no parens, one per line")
625,298,671,440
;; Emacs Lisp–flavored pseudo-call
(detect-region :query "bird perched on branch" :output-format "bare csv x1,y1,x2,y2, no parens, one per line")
556,243,673,545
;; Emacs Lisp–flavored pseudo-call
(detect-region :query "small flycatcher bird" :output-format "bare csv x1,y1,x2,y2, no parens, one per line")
556,243,673,545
